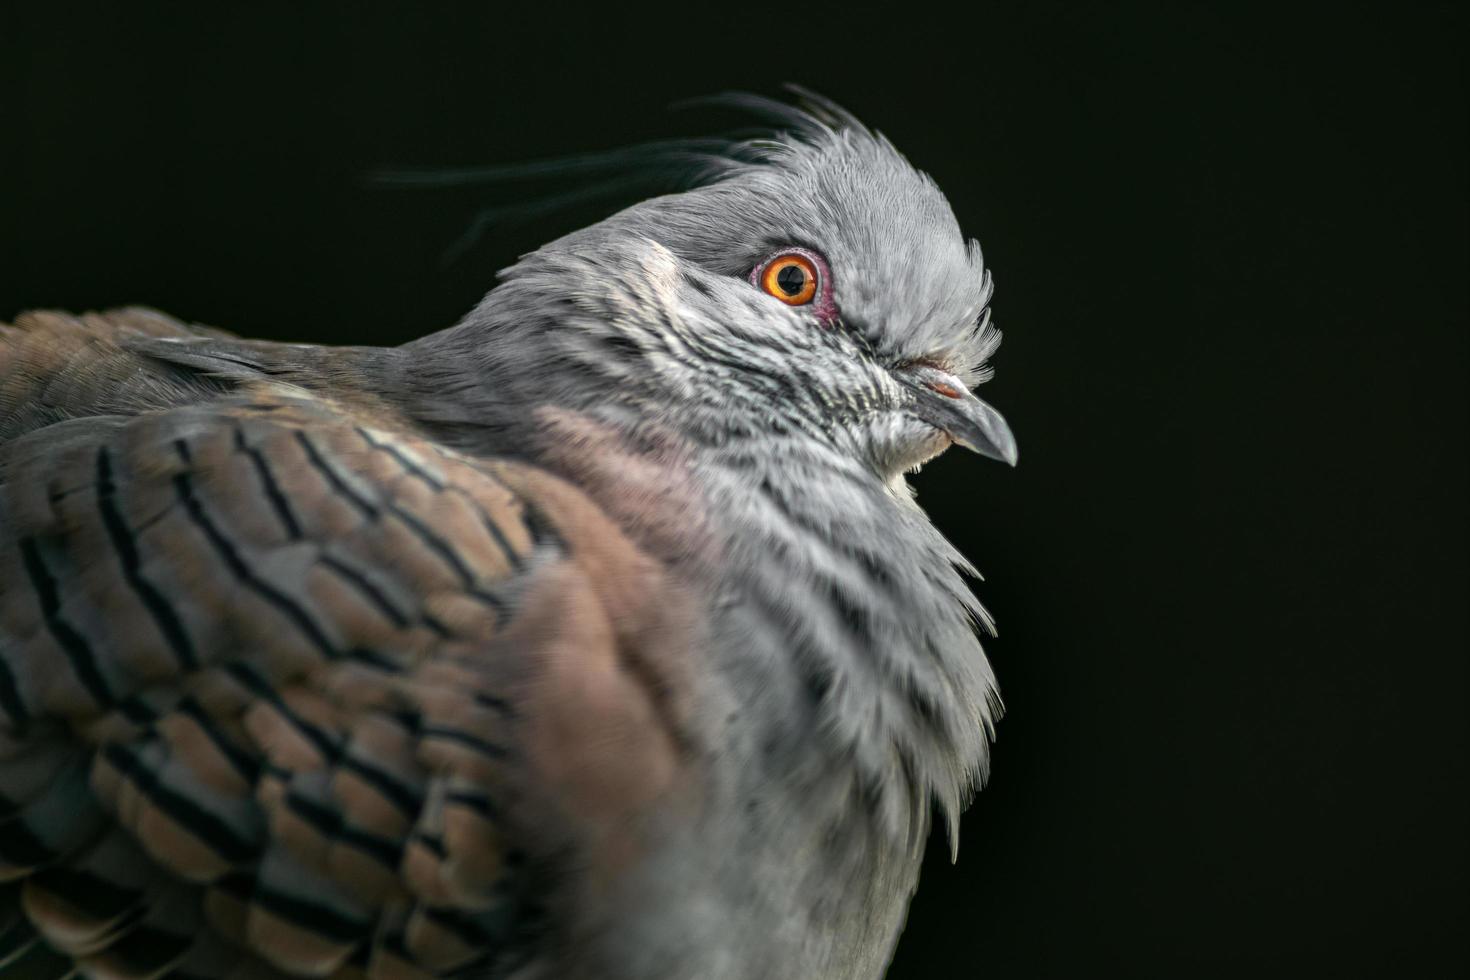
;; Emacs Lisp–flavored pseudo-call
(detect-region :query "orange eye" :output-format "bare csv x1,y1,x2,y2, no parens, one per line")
759,253,819,305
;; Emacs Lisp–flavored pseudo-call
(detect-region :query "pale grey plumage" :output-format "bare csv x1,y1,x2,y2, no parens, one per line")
0,92,1014,980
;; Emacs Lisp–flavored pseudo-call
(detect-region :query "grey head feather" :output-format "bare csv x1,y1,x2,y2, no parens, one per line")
373,92,1012,855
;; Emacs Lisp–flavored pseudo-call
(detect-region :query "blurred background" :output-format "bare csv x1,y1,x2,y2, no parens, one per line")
1,3,1464,977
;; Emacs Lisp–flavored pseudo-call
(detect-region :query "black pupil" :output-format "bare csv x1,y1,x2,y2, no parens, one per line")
776,264,808,296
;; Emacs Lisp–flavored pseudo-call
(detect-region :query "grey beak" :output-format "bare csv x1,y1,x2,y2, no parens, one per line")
897,363,1019,466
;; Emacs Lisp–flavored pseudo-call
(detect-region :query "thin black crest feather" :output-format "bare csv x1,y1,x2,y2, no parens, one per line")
367,88,867,262
435,175,669,265
366,137,746,189
673,84,870,139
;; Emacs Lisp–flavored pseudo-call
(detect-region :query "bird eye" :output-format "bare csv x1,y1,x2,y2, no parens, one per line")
756,252,819,306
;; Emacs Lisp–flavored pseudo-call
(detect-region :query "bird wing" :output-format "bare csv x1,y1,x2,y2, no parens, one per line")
0,312,696,979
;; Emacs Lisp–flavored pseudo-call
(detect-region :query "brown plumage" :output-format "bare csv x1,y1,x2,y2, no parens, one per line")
0,310,699,979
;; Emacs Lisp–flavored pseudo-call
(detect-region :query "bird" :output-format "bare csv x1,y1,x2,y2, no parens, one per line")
0,90,1016,980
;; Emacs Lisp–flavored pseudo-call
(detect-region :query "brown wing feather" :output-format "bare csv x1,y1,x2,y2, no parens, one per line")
0,311,699,978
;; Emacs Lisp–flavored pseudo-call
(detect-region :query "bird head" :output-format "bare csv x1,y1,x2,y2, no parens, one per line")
434,91,1016,488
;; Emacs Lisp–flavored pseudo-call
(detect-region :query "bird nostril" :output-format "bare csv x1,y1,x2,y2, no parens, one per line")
924,379,964,400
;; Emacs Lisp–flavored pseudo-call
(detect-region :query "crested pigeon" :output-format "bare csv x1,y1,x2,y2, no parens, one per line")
0,93,1017,980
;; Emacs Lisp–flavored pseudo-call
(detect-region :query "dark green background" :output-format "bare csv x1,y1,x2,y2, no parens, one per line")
2,3,1465,977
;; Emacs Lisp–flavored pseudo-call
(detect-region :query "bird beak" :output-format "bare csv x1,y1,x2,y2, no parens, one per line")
897,363,1019,466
